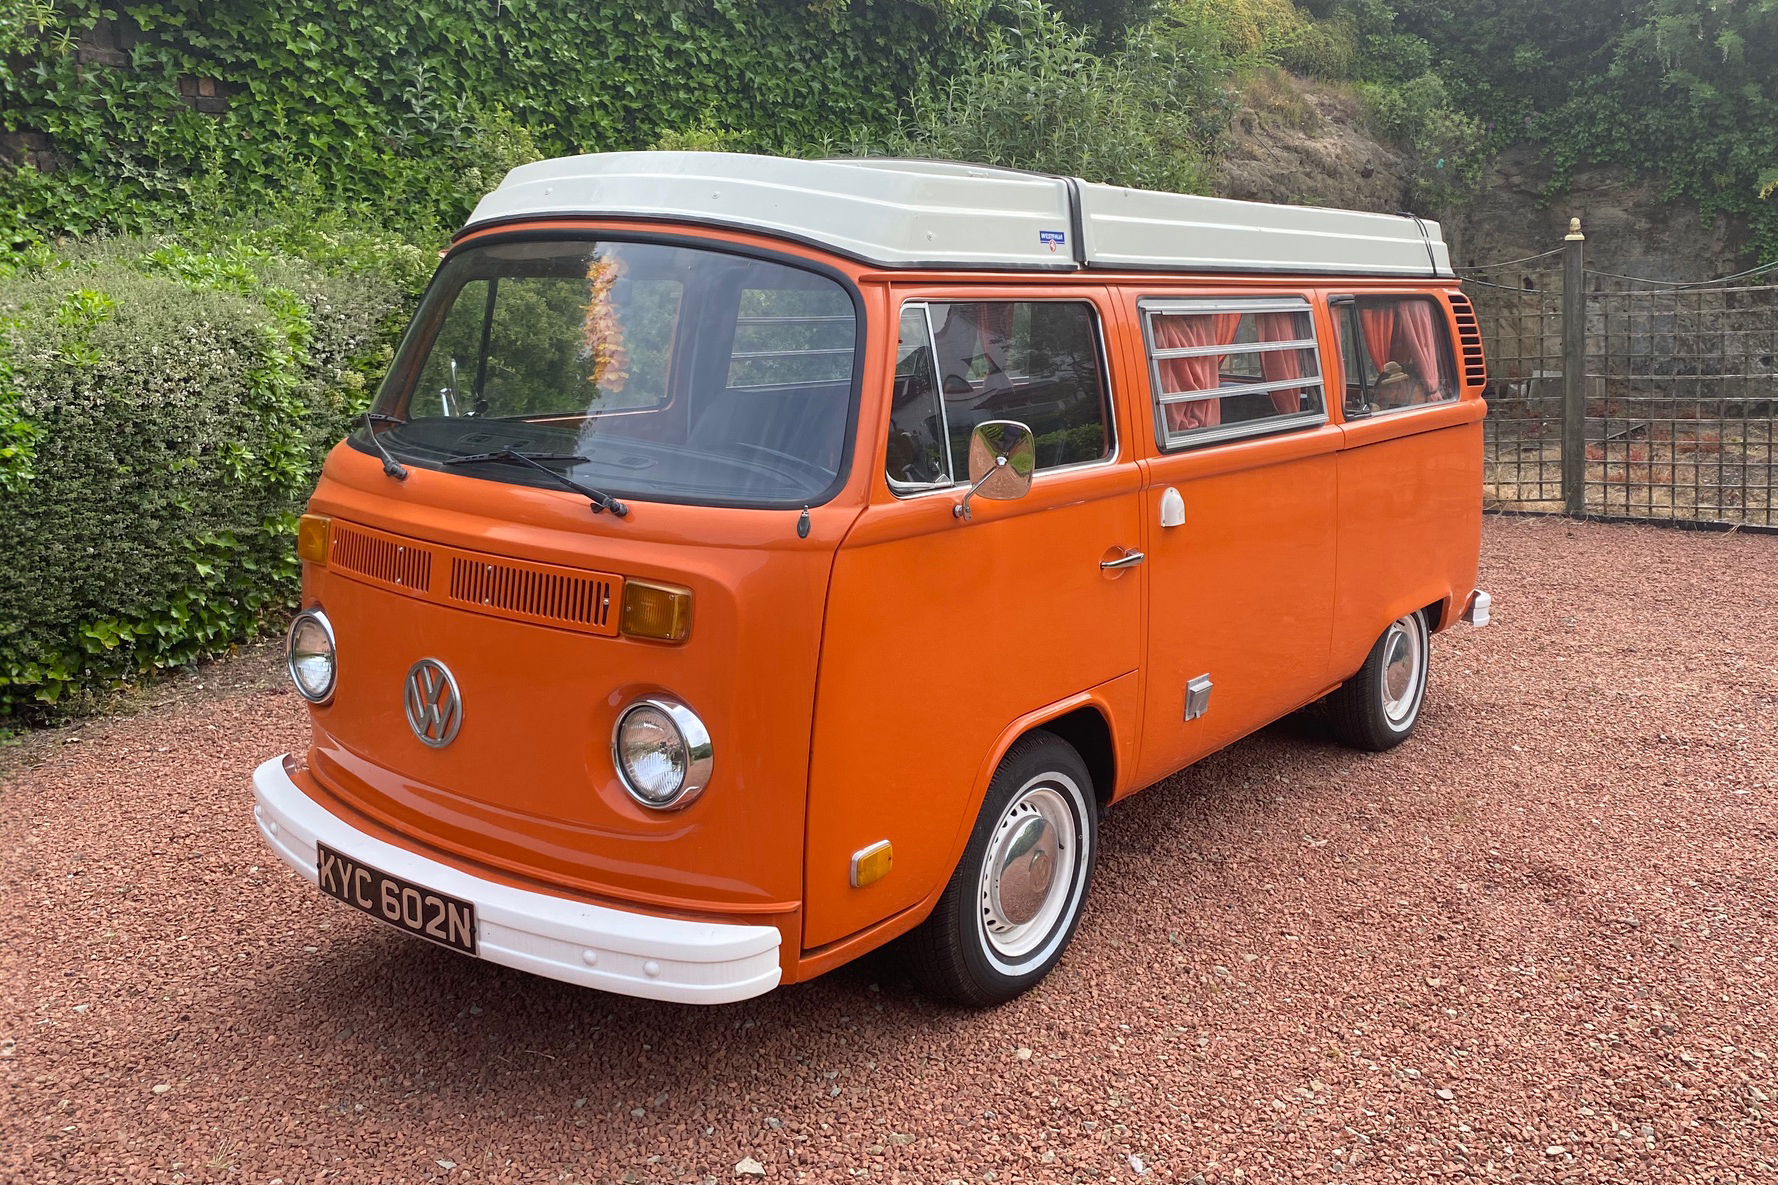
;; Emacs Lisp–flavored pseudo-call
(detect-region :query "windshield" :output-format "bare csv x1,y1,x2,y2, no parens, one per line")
363,237,860,507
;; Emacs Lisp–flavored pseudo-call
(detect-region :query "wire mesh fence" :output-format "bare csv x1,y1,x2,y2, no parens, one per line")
1464,236,1778,530
1586,284,1778,526
1468,275,1564,513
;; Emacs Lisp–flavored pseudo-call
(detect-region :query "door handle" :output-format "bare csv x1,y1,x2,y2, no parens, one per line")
1100,550,1145,570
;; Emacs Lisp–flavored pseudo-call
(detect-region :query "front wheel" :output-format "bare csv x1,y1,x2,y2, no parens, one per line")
903,732,1098,1007
1328,609,1430,751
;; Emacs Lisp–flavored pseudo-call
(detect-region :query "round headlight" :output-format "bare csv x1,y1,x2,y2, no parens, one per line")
613,698,713,810
287,609,337,704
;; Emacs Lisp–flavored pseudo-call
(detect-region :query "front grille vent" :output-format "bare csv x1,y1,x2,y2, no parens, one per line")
330,524,432,592
447,556,616,634
1449,292,1487,387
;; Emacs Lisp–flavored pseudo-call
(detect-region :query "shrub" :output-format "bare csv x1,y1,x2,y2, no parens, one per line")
867,0,1223,193
1359,72,1487,214
1273,13,1358,80
0,241,402,719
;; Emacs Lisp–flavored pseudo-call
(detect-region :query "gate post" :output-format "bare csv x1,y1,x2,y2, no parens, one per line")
1561,216,1586,516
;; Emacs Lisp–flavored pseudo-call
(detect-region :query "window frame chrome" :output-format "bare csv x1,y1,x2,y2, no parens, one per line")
886,296,1120,499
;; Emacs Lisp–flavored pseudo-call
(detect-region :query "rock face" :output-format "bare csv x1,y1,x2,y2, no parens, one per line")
1448,143,1755,281
1214,78,1415,215
1214,76,1757,281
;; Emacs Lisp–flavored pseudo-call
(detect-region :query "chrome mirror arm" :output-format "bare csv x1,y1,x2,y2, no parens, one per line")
953,454,1008,522
441,357,461,417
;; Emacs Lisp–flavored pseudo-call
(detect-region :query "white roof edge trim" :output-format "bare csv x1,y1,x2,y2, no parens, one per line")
463,152,1455,279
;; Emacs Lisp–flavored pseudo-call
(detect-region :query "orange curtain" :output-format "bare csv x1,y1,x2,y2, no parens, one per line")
1393,300,1445,403
1256,311,1307,415
1154,313,1240,431
1358,302,1397,380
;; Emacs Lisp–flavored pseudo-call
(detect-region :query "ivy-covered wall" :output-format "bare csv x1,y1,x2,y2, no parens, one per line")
1,0,969,242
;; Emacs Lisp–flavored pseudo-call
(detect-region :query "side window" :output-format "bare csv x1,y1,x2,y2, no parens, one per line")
1332,295,1459,415
887,300,1111,491
727,286,856,389
1141,297,1325,450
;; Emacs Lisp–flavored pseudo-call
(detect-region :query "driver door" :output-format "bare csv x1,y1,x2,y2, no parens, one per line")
802,287,1144,950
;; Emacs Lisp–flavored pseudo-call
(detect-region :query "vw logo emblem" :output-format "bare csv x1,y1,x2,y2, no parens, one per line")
403,658,463,748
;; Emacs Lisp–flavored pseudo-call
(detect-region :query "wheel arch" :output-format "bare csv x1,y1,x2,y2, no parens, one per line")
1335,585,1457,682
1036,706,1116,808
791,683,1132,983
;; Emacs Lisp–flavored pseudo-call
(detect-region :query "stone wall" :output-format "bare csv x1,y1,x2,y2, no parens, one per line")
1448,145,1755,284
1213,77,1759,285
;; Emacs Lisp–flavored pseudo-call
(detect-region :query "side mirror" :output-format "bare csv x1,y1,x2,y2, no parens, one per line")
953,420,1035,521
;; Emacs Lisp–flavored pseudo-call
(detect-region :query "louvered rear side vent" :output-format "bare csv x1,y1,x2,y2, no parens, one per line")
330,524,432,593
447,556,618,636
1449,292,1487,387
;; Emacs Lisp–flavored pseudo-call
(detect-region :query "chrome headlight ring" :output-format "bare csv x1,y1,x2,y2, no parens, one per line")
286,608,337,705
611,696,714,810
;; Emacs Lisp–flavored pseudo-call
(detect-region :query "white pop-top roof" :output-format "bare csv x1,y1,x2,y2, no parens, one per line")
464,152,1454,279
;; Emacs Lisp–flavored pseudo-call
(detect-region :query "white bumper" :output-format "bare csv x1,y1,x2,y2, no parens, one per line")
1462,588,1492,627
250,756,782,1004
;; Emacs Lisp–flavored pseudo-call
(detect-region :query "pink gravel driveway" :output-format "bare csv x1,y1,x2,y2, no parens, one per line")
4,516,1776,1183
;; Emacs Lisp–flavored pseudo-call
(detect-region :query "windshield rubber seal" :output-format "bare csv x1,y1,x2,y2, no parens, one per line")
348,226,868,513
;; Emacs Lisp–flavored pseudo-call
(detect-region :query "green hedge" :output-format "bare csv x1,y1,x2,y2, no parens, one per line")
0,240,404,719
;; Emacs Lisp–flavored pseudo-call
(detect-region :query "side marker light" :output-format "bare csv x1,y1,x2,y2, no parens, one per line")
850,840,893,889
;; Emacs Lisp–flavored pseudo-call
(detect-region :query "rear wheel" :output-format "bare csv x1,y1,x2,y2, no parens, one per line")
1329,610,1430,751
904,732,1098,1006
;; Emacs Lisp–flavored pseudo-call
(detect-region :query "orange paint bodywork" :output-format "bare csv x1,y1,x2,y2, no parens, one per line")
291,218,1484,986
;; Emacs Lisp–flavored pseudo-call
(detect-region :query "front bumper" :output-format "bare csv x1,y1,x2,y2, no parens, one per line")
250,755,782,1004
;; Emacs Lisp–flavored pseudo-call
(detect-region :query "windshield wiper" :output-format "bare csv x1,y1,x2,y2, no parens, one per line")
443,450,629,517
360,411,408,480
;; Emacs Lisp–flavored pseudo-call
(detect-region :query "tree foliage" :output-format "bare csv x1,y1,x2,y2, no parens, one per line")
864,0,1234,191
1393,0,1778,256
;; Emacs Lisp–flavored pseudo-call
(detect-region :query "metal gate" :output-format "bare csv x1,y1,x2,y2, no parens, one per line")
1468,222,1778,530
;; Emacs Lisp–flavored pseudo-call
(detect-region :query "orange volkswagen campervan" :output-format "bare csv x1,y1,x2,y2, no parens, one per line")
254,153,1490,1006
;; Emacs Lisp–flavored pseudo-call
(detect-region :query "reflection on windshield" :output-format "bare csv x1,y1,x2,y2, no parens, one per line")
368,239,859,508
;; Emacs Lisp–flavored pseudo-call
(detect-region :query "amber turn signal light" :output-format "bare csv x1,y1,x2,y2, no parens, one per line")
620,580,692,642
849,840,892,889
297,514,331,566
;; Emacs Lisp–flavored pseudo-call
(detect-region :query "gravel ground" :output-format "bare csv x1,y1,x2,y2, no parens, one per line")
5,516,1776,1185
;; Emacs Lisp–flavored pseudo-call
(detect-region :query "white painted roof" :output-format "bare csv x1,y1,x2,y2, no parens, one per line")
464,152,1454,278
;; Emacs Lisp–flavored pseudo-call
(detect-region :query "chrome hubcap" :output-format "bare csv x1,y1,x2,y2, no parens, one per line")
1380,615,1426,726
980,785,1076,960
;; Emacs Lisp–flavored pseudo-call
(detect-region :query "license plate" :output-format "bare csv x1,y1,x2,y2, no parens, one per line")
316,843,478,955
